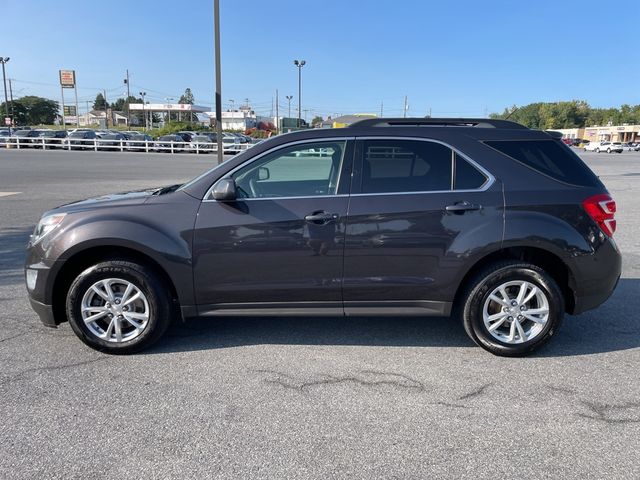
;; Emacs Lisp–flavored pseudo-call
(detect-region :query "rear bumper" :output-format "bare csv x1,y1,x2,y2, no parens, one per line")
570,238,622,315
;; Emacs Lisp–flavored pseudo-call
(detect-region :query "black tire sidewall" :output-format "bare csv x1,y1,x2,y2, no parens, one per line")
463,263,564,357
66,261,171,354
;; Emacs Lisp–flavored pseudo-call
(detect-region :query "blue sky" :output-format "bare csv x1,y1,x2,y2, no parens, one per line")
4,0,639,119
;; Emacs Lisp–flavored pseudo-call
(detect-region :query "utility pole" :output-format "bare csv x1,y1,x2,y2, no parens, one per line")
8,78,14,122
293,59,305,128
303,109,309,123
85,100,89,126
403,96,408,118
124,69,131,127
0,57,10,129
214,0,223,164
275,89,279,134
139,91,147,130
74,77,79,127
103,89,109,128
380,101,383,117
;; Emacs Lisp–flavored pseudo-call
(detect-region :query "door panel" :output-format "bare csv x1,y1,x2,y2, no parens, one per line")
343,138,503,314
192,140,353,314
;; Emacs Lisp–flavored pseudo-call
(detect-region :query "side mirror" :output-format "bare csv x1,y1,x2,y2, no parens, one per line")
211,178,237,201
257,166,270,181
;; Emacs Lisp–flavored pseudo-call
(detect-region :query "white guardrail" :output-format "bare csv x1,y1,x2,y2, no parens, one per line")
0,137,257,154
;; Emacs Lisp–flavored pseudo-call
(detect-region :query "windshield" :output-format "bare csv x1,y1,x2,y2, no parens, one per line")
69,132,86,138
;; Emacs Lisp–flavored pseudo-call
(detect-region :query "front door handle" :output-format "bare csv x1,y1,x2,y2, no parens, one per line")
445,201,482,213
304,211,339,224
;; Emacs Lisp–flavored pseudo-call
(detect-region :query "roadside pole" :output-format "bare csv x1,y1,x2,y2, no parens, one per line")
275,89,279,134
74,81,79,127
60,85,66,131
214,0,223,164
125,69,131,127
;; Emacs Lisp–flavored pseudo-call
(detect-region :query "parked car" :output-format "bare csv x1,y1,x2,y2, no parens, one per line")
0,128,11,146
620,142,636,151
155,134,188,152
33,129,67,149
584,141,623,153
25,117,621,356
66,130,98,149
189,134,216,153
96,132,127,151
12,129,42,147
122,132,153,151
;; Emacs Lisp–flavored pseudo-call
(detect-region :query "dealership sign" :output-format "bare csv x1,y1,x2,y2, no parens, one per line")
59,70,76,88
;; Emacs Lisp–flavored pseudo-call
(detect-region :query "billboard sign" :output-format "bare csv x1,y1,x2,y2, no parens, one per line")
63,105,77,116
59,70,76,88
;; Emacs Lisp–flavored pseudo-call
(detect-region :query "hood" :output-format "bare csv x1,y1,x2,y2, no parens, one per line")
53,184,181,213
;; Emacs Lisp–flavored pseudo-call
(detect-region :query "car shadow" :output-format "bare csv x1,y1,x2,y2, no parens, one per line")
0,226,32,288
148,278,640,357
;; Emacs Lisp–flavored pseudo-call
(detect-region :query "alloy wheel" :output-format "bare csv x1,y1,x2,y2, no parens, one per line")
482,280,549,344
80,278,150,343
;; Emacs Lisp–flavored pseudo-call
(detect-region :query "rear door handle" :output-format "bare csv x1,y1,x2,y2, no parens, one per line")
304,211,339,224
445,201,482,213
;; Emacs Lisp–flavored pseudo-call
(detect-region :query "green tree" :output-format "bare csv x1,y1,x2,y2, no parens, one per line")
93,93,108,110
178,88,196,122
1,96,59,125
311,115,323,128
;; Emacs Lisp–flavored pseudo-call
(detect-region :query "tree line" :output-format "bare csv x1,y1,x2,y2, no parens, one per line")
490,101,640,129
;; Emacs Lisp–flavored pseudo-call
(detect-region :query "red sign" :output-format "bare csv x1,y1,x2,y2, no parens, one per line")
59,70,76,88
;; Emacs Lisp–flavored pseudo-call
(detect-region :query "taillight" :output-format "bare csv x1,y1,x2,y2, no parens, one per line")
582,194,616,237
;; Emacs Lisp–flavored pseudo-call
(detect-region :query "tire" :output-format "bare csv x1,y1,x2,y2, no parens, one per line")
595,148,600,153
460,261,564,357
607,148,611,153
66,260,173,354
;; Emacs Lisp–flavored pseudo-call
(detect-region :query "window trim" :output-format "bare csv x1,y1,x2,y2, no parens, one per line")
203,137,355,202
351,136,494,196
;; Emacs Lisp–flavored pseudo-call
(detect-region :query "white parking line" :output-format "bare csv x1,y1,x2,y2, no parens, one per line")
0,192,21,197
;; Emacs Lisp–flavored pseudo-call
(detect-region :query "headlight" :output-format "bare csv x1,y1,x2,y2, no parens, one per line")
30,213,66,244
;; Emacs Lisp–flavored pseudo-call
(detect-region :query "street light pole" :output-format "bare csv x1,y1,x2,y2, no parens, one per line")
139,91,147,130
1,57,11,129
293,60,305,128
286,95,292,119
214,0,223,164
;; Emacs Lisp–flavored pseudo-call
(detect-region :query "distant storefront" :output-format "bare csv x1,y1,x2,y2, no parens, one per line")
555,125,640,142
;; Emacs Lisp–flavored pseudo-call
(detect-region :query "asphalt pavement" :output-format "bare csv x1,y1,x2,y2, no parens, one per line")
0,148,638,479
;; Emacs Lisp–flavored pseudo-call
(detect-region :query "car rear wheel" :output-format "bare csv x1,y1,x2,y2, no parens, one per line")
66,260,172,354
460,261,564,357
595,148,600,153
607,148,611,153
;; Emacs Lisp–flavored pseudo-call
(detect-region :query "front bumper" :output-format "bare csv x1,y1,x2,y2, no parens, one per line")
28,297,57,327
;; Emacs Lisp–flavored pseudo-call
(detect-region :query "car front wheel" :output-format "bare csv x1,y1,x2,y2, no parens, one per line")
66,260,172,354
460,261,564,357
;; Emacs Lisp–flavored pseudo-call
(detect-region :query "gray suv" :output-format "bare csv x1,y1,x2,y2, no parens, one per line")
25,118,621,356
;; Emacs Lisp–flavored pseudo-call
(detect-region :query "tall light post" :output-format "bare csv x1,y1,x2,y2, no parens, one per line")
285,95,293,119
214,0,223,164
165,97,173,125
1,57,10,129
293,60,305,128
228,99,234,111
139,91,147,130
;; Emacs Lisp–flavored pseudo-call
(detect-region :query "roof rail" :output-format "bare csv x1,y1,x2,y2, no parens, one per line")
348,117,528,129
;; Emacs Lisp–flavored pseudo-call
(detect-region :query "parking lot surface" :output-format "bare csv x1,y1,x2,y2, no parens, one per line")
1,149,639,479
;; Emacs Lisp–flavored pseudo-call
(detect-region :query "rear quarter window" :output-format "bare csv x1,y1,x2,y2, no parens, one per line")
485,139,601,187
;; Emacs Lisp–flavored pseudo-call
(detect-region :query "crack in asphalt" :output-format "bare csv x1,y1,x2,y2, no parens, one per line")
0,357,109,386
577,400,640,425
255,369,427,392
458,383,492,401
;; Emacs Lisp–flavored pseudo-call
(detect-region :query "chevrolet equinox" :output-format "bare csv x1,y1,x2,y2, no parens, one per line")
25,118,621,356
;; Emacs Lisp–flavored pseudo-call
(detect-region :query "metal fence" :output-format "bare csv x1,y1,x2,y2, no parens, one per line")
0,137,257,154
